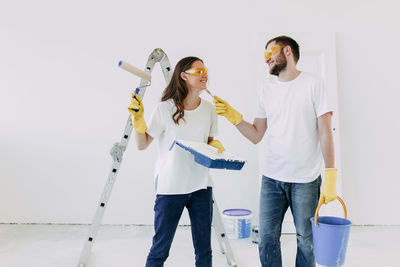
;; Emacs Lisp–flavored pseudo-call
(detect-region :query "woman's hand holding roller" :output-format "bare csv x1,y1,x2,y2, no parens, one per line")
128,93,147,134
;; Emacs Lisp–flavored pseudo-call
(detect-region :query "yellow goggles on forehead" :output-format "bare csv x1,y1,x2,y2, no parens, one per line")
264,45,284,60
184,67,208,76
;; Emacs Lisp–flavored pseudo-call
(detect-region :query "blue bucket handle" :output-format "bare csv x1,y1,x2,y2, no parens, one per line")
314,196,348,226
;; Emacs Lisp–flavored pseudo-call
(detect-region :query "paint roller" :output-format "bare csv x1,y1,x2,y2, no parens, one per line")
118,60,152,81
119,60,151,112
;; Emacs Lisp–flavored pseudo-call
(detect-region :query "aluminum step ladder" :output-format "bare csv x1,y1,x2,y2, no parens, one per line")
77,48,237,267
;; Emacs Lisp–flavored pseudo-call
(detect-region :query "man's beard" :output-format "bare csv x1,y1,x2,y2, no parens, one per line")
269,54,287,76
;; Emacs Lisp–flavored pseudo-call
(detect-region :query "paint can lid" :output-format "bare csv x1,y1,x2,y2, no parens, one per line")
222,209,252,216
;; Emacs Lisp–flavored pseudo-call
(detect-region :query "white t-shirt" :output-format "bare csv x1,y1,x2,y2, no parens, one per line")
146,98,218,194
255,72,333,183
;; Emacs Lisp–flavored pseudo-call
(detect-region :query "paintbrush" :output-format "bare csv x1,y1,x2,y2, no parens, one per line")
205,89,214,98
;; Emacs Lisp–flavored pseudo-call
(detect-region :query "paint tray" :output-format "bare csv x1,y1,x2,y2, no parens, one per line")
170,140,246,170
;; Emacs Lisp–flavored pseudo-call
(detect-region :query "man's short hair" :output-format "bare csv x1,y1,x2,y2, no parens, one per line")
266,36,300,63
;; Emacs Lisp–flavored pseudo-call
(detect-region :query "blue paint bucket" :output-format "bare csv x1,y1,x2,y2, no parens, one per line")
222,209,252,239
310,197,351,267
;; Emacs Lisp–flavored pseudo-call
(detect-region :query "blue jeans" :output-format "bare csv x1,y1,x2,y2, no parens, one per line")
259,175,321,267
146,187,213,267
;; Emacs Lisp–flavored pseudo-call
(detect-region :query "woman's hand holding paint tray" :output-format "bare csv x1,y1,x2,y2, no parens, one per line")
208,139,226,154
170,140,246,170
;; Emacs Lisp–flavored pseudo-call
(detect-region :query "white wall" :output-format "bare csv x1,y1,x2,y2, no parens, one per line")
1,0,399,225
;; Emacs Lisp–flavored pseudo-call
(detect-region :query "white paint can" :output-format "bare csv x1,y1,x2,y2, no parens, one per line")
222,209,252,239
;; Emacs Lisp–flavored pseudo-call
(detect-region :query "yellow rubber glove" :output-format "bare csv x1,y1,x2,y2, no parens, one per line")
128,93,147,134
320,168,338,204
208,139,226,154
213,96,243,126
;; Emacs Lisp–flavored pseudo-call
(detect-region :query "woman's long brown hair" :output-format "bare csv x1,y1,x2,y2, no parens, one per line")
161,56,203,125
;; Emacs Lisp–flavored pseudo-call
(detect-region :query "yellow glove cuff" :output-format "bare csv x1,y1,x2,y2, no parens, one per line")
231,111,243,126
132,117,147,134
325,168,338,181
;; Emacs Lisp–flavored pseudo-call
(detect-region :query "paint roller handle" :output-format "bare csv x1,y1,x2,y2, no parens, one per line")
118,60,152,81
132,88,140,112
314,196,347,226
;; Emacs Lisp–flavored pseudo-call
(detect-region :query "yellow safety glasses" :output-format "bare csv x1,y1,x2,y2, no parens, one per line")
264,45,285,60
184,67,208,76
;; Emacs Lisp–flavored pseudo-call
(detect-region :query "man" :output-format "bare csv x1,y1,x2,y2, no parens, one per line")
213,36,337,267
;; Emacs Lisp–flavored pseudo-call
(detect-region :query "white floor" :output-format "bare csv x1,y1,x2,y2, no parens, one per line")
0,224,399,267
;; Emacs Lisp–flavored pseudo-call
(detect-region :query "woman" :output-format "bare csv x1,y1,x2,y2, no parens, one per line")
128,56,224,267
